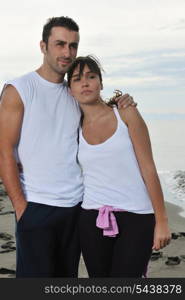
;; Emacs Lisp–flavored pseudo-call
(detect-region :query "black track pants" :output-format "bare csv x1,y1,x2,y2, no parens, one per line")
16,202,81,278
79,208,155,278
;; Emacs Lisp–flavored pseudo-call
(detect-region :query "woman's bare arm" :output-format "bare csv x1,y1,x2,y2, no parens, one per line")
119,106,171,250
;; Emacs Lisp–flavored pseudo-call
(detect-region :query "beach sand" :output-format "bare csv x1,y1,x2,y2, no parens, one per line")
0,179,185,278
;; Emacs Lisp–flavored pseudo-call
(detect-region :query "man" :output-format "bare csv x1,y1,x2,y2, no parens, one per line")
0,16,135,277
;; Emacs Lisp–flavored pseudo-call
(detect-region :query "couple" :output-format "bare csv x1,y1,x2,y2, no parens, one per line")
0,16,171,278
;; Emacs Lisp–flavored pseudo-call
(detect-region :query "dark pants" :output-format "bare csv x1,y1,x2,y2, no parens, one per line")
16,202,81,278
79,208,155,278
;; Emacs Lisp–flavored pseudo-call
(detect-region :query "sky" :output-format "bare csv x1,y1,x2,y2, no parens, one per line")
1,0,185,115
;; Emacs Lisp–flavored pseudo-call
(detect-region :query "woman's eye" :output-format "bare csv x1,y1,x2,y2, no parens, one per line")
73,77,80,82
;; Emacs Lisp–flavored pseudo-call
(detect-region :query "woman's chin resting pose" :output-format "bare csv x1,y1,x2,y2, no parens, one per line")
67,55,171,278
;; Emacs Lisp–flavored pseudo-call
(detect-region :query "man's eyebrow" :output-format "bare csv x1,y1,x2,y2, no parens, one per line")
55,40,78,46
55,40,66,44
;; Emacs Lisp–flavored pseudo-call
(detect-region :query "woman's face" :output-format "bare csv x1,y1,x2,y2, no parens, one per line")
69,64,102,105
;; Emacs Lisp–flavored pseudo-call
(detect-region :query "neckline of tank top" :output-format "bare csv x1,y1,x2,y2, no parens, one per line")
80,106,127,147
32,71,67,88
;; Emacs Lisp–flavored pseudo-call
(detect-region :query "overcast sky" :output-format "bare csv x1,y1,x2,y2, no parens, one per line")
1,0,185,114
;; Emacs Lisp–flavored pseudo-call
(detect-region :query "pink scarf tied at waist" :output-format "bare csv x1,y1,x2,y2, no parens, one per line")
96,205,125,237
96,205,148,277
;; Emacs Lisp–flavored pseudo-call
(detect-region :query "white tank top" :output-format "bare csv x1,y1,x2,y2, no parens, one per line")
78,106,154,213
6,71,84,207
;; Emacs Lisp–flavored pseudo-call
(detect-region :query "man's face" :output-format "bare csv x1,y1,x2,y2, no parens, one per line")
41,26,79,75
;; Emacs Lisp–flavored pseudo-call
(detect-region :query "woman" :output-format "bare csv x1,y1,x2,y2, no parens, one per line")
67,55,171,278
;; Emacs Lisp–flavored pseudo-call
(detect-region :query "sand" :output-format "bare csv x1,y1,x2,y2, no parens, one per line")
0,179,185,278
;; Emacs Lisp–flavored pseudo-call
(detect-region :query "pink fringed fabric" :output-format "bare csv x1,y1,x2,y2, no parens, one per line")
96,205,125,237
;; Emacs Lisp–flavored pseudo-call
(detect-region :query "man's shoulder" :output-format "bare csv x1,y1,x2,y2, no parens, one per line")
6,71,36,85
3,72,37,104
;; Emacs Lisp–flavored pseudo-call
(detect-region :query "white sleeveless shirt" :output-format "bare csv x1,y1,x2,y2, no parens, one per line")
78,106,154,213
6,71,84,207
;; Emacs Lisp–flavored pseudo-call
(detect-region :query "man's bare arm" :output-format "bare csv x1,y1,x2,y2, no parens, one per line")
0,85,27,221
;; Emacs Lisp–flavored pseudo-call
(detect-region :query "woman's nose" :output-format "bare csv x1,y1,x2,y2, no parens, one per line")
81,77,89,86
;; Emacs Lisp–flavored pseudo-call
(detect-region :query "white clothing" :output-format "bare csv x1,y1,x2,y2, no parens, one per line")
78,106,154,213
6,71,84,207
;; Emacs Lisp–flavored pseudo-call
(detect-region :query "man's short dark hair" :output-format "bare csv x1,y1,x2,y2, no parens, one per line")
42,16,79,45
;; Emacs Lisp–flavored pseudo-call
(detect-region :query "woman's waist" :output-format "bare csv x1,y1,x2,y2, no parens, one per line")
82,192,153,213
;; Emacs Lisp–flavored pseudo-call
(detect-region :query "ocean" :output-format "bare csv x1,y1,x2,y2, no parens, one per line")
145,118,185,218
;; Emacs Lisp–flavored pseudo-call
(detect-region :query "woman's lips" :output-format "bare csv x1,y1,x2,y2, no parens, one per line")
81,90,92,95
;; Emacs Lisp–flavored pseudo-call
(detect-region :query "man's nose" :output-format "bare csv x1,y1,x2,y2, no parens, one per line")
63,45,70,58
